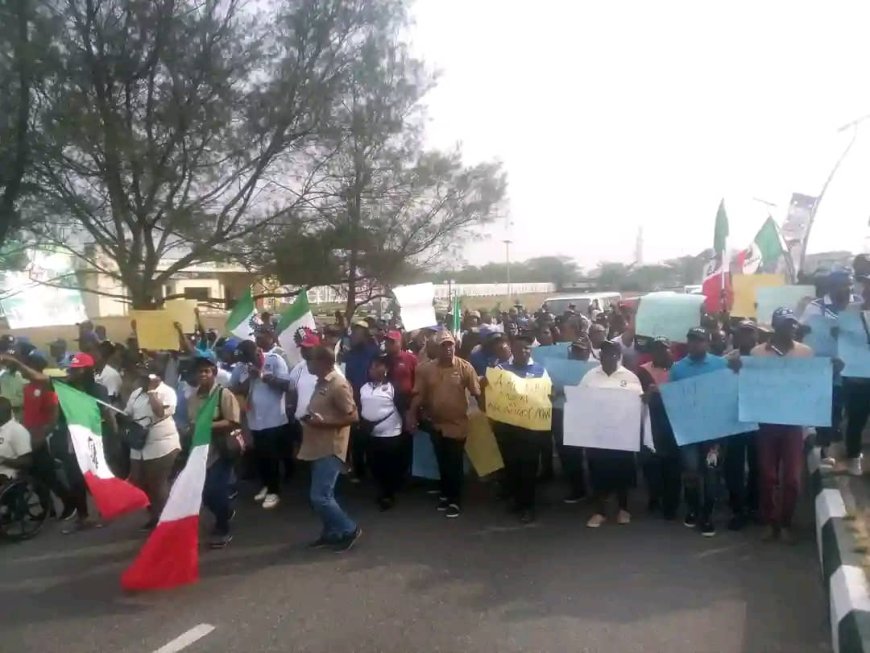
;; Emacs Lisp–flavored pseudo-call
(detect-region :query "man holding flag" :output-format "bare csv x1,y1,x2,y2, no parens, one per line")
701,200,732,314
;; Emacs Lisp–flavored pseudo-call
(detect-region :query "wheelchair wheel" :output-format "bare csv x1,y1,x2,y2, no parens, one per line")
0,477,50,542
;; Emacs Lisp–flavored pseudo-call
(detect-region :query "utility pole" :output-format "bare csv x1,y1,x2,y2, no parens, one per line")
503,239,512,301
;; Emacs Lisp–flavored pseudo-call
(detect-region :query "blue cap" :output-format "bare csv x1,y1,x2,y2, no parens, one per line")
771,307,798,328
221,336,241,353
194,350,218,366
828,265,854,284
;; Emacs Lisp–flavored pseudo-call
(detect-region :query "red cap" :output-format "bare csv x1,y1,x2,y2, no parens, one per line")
299,332,322,348
69,352,95,369
385,330,403,342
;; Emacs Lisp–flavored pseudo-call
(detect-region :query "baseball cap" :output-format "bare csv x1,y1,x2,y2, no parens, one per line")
651,336,671,349
828,265,854,285
352,319,369,329
468,310,481,318
69,352,96,369
384,330,403,342
599,340,622,354
771,307,798,328
434,331,455,345
299,332,322,348
194,350,218,367
736,319,758,331
686,327,709,342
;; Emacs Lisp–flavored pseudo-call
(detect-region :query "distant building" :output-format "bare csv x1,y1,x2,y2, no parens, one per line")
802,250,853,275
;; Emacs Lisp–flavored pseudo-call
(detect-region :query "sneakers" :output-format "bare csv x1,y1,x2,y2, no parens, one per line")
700,521,716,537
436,497,449,511
562,493,585,505
254,487,268,502
262,494,280,510
586,513,606,528
58,506,78,522
445,504,461,519
333,527,362,552
209,533,233,549
848,457,863,477
308,534,335,550
683,512,697,528
617,510,631,525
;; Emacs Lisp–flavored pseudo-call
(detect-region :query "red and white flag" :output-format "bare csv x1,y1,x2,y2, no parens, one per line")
702,199,732,313
121,389,219,592
54,382,149,520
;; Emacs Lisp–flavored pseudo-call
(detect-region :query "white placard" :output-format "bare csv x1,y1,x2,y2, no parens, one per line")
563,385,643,452
393,282,437,331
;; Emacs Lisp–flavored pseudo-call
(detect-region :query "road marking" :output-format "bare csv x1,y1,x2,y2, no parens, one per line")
153,624,215,653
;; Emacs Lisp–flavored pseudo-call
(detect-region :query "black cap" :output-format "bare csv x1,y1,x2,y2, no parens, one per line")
599,340,622,354
736,319,757,331
513,333,535,345
686,327,709,341
651,336,671,350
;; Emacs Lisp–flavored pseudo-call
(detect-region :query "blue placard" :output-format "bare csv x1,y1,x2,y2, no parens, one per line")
737,356,833,426
839,310,870,378
412,430,440,480
544,358,597,388
802,314,837,357
635,292,705,343
660,369,758,446
533,343,570,361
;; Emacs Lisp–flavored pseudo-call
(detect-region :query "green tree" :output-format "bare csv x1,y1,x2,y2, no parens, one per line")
29,0,391,307
253,1,505,316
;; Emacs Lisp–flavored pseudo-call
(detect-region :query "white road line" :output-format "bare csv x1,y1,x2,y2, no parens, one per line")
153,624,216,653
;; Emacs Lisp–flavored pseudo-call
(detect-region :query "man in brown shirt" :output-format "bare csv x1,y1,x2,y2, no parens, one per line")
297,346,361,551
406,330,482,518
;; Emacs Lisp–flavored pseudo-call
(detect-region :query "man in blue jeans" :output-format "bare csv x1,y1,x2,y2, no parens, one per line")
297,346,361,551
669,328,728,538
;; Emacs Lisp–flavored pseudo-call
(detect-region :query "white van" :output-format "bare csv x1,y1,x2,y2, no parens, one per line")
544,292,622,317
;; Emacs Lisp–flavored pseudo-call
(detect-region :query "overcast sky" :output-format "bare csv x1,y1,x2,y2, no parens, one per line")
410,0,870,269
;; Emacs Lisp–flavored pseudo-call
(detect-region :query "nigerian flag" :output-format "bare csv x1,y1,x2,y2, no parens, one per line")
277,291,316,365
122,389,220,592
226,288,256,339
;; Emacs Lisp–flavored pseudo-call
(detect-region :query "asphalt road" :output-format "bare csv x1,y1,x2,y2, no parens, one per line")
0,476,831,653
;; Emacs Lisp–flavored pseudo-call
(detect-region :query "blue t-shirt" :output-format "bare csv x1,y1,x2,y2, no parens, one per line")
498,361,546,379
343,343,381,394
669,353,727,382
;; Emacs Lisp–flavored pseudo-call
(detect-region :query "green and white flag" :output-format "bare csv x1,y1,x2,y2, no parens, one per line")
451,296,461,335
277,291,316,365
226,288,257,340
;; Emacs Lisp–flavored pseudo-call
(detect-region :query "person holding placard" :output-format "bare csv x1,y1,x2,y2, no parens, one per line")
581,340,641,528
801,267,861,469
554,336,593,505
841,268,870,477
491,334,548,524
722,321,760,529
636,338,680,520
406,331,482,519
669,328,727,537
746,308,814,543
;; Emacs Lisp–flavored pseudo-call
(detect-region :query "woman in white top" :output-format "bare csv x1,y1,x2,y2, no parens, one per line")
125,366,180,529
360,355,404,510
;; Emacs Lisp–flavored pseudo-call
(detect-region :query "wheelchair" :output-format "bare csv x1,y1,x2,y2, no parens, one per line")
0,474,50,542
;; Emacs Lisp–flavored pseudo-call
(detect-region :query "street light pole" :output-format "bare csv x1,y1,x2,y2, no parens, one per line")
800,113,870,272
503,239,512,301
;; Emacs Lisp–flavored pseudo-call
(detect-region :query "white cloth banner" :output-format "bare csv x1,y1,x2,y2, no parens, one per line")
563,385,646,452
393,283,437,331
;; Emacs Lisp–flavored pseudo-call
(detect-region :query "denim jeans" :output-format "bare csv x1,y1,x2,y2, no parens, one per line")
203,457,234,535
680,442,718,520
310,456,357,539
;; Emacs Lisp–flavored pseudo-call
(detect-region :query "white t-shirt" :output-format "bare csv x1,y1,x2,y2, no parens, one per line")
216,367,232,388
126,383,180,461
0,419,32,479
96,364,123,401
360,382,402,437
288,360,345,421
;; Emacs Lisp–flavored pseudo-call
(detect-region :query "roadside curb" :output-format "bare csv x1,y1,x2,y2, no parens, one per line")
809,446,870,653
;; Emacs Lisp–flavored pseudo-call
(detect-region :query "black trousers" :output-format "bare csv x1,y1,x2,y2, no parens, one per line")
430,430,465,506
367,435,406,500
59,440,89,518
495,424,541,511
349,424,369,478
641,450,682,517
817,383,845,448
723,431,759,514
252,425,287,495
552,408,586,497
845,381,870,459
30,443,74,513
